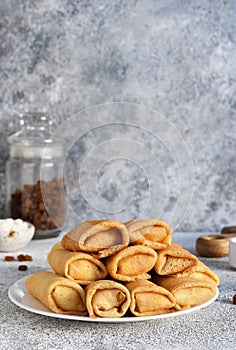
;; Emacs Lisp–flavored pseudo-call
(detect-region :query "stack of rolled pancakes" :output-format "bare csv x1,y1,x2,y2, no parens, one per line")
26,219,219,318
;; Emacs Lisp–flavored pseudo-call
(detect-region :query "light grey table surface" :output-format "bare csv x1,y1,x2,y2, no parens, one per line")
0,231,235,350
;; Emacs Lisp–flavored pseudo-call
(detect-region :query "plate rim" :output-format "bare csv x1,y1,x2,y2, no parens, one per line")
8,274,219,323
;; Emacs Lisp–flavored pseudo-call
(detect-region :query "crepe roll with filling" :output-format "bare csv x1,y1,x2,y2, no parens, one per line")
106,245,157,282
153,275,216,310
154,242,199,277
85,280,130,318
25,271,87,315
125,219,172,250
188,261,220,286
47,243,107,285
61,220,129,259
126,280,176,316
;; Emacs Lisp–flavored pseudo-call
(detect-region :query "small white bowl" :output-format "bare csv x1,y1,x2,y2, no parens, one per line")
229,237,236,268
0,218,35,252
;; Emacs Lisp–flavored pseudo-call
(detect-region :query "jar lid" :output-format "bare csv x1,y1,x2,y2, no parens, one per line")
8,112,64,159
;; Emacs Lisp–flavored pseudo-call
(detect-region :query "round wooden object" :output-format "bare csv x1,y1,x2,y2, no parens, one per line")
196,235,229,257
221,226,236,235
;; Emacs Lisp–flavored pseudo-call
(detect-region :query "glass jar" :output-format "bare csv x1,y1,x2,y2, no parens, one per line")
6,112,66,239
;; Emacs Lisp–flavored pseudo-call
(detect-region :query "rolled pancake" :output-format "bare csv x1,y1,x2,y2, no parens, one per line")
25,271,87,315
154,242,198,277
153,275,216,310
126,280,176,316
85,280,130,318
125,219,172,250
61,220,129,258
47,243,107,285
188,261,220,286
106,245,158,282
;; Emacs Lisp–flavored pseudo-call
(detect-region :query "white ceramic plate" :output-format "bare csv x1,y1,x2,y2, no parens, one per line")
8,275,219,323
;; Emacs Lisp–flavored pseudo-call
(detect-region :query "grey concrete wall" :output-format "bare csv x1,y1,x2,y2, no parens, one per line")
0,0,236,232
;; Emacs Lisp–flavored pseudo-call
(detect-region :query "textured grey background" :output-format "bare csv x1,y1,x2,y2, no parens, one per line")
0,0,236,231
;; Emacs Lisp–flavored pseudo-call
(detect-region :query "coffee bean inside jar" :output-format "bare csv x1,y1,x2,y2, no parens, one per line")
6,112,67,239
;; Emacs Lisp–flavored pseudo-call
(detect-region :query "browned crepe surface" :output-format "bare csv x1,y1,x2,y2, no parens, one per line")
25,271,87,315
188,260,220,286
154,242,199,277
153,275,216,310
47,242,107,285
126,280,176,316
106,245,157,282
61,220,129,258
85,280,130,318
125,219,172,250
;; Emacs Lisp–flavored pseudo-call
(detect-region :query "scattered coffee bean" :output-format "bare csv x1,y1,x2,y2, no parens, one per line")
233,294,236,305
24,254,32,261
17,254,25,262
4,256,15,261
18,265,28,271
17,254,33,261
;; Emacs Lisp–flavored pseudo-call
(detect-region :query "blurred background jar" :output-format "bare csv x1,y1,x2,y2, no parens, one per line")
5,112,66,239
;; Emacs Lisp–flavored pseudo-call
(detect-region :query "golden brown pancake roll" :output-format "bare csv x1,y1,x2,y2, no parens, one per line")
47,243,107,285
126,280,176,316
25,271,87,315
188,261,220,286
125,219,172,250
85,280,130,318
153,275,216,310
154,242,199,277
106,245,158,282
61,220,129,258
